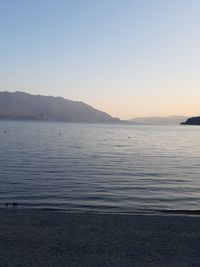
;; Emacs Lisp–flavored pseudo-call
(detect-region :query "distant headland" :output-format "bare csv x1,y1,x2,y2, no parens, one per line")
0,91,121,123
181,116,200,125
130,116,187,125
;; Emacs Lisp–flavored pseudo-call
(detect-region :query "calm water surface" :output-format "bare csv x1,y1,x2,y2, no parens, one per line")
0,121,199,214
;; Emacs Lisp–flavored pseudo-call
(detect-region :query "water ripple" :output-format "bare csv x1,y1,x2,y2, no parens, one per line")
0,121,200,213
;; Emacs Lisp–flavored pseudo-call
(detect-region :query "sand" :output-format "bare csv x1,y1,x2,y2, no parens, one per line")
0,209,199,267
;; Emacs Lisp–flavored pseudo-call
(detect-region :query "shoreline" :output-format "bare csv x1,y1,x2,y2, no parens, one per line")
1,206,200,217
0,209,199,266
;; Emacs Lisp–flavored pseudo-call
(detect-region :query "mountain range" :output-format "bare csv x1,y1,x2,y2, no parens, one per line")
0,91,192,125
130,116,187,125
0,91,120,123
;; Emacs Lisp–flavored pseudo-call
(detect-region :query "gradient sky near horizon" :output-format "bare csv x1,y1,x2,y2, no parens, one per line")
0,0,200,119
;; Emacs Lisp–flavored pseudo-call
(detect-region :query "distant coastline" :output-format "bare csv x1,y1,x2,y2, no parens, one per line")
181,116,200,125
130,115,187,125
0,91,121,123
0,117,134,125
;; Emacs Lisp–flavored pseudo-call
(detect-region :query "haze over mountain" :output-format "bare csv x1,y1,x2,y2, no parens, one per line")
0,91,120,123
130,116,187,125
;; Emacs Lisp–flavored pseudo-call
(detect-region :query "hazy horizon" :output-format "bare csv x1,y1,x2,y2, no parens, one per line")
0,90,189,121
1,1,200,119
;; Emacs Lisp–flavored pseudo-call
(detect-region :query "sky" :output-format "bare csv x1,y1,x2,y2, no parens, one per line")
0,0,200,119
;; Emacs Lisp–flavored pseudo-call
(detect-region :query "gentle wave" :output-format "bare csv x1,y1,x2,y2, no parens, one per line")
0,121,200,214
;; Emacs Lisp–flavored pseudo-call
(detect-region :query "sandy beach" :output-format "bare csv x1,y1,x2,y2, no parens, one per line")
0,209,199,267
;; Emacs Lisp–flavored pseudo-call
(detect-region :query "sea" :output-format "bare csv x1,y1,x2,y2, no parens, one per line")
0,121,199,214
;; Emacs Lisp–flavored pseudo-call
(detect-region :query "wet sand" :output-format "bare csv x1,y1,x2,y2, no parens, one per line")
0,209,199,267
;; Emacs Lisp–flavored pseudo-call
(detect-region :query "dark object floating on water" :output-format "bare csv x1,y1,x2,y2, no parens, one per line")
5,202,18,208
181,116,200,125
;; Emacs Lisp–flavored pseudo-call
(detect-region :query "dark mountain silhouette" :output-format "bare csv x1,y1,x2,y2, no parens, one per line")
181,116,200,125
130,116,187,125
0,91,120,123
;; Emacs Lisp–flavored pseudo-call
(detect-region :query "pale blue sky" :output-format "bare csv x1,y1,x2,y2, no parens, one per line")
0,0,200,119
